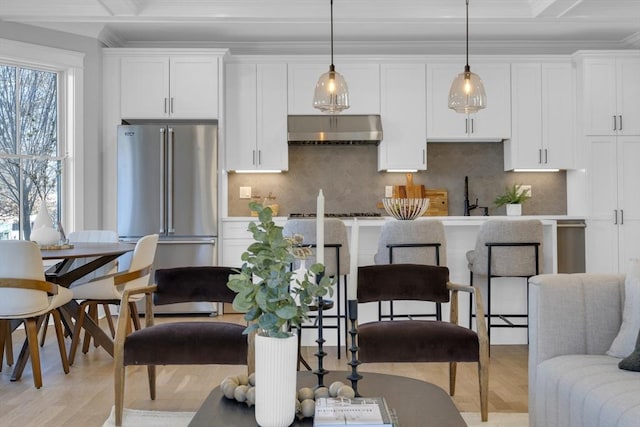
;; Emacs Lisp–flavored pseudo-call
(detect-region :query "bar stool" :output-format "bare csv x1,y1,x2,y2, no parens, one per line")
374,219,447,320
466,219,543,342
283,219,350,361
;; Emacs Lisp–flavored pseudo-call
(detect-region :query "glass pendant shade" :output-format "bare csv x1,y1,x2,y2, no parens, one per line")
313,65,350,114
448,66,487,114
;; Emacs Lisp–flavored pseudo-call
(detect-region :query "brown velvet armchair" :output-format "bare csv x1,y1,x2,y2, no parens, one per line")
113,266,248,426
356,264,489,421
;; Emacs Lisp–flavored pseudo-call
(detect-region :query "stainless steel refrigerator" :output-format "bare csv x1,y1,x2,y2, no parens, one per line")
117,122,218,314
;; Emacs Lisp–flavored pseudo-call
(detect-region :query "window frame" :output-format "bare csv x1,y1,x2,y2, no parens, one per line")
0,38,85,234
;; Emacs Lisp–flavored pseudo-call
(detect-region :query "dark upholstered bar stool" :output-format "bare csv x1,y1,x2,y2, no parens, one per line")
283,219,350,360
466,219,543,342
374,219,447,321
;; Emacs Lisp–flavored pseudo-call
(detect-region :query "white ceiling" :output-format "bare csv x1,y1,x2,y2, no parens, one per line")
1,0,639,54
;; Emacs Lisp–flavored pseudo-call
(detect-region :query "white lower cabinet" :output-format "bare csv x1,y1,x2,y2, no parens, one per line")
586,135,640,273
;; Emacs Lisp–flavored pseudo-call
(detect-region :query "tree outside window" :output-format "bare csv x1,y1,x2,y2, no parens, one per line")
0,64,62,240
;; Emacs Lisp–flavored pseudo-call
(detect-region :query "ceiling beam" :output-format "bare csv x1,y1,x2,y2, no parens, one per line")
97,0,140,16
531,0,584,17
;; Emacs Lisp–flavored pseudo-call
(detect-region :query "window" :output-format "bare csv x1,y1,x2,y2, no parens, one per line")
0,64,62,240
0,38,84,240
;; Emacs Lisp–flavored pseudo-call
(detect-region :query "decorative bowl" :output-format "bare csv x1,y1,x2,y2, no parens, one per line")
382,198,430,220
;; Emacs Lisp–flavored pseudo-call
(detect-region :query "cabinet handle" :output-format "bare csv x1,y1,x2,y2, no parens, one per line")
422,149,426,165
471,118,475,134
164,98,168,114
258,150,262,165
465,118,468,134
538,149,542,164
613,115,617,131
544,149,548,164
621,209,624,225
614,209,618,225
252,150,256,166
619,115,623,131
170,98,174,114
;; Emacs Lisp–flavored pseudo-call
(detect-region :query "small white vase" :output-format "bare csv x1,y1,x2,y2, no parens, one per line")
254,334,298,427
506,204,522,216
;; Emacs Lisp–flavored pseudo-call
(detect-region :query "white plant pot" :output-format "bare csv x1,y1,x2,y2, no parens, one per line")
254,334,298,427
506,204,522,216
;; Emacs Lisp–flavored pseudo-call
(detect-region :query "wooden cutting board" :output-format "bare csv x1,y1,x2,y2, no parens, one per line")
422,188,449,216
393,173,425,198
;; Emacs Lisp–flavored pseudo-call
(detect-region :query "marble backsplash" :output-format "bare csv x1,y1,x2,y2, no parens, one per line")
227,142,567,217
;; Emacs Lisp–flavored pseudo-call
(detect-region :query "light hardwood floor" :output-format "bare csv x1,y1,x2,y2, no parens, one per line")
0,314,528,427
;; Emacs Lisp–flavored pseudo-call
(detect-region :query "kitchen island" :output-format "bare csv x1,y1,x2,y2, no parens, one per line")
221,215,584,345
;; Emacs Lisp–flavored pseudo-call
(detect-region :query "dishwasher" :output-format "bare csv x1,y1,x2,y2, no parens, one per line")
556,220,586,273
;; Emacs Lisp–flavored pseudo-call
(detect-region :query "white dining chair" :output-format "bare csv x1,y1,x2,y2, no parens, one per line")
68,234,158,364
0,240,73,388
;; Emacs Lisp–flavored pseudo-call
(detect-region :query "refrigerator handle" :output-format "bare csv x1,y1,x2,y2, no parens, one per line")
159,128,166,234
167,127,175,234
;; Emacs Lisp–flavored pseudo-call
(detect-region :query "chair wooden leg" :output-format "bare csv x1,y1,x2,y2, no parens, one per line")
148,365,156,400
104,304,116,338
449,361,457,396
25,318,43,389
114,360,125,427
129,302,141,331
5,321,13,367
83,304,97,353
68,302,89,366
51,309,70,374
0,320,7,371
478,359,489,422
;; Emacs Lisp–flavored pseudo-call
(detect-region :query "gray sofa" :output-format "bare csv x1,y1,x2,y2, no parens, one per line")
529,273,640,427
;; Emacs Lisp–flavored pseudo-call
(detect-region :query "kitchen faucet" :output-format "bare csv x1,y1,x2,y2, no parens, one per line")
464,176,489,216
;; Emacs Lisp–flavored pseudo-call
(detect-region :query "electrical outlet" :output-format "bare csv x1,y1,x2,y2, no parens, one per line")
239,186,252,199
385,186,393,197
519,185,532,197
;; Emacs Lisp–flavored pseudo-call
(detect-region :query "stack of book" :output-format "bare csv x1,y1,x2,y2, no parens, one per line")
313,397,396,426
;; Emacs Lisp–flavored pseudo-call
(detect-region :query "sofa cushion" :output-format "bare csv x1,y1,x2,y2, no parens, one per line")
535,354,640,427
619,330,640,372
607,259,640,358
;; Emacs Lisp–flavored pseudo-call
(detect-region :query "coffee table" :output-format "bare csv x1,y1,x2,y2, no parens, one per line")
189,370,466,427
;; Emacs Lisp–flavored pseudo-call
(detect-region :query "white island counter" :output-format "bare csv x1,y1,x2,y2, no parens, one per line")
221,215,584,345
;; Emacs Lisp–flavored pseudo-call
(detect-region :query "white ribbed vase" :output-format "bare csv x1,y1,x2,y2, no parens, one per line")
254,334,298,427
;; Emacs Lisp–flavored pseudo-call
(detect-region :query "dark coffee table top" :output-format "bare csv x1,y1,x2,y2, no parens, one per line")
189,370,466,427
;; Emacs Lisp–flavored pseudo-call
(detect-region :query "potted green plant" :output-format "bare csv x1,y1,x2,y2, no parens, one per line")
494,184,531,216
227,202,334,427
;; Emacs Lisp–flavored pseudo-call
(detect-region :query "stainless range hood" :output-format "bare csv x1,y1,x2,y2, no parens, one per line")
287,115,383,145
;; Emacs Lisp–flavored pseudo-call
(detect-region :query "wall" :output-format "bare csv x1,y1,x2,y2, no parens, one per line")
0,22,104,229
227,142,567,217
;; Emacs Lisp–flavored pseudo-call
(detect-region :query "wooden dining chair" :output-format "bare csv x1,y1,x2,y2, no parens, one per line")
114,266,248,426
0,240,73,388
356,264,489,421
68,233,158,365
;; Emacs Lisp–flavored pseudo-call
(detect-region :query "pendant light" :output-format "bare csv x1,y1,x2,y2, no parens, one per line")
448,0,486,114
313,0,349,114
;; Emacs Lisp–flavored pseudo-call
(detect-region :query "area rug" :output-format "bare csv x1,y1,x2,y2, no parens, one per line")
103,407,529,426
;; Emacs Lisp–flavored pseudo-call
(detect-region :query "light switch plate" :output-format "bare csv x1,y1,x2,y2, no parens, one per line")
519,185,532,197
385,186,393,197
239,186,252,199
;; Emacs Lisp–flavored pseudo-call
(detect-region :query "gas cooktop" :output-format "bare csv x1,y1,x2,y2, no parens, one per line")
289,212,382,218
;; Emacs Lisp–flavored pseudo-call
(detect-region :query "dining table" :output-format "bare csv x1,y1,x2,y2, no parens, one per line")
10,241,136,382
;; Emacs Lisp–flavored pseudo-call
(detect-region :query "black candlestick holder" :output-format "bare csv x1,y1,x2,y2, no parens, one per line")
347,299,362,396
313,271,329,388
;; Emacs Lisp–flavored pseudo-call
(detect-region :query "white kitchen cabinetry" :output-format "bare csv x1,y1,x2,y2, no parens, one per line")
586,136,640,273
120,55,219,119
505,62,574,170
378,63,426,171
287,63,380,115
226,63,288,171
581,55,640,136
427,63,511,141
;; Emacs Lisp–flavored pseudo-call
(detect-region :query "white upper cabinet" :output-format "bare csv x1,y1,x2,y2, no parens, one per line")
581,55,640,136
120,55,219,119
226,62,288,171
287,63,380,115
378,63,426,171
505,62,574,170
427,63,511,141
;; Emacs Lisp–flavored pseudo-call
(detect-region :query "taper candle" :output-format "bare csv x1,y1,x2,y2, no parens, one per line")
316,189,325,265
348,218,359,300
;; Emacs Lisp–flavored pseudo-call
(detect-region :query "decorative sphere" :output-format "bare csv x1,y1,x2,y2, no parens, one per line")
236,374,249,385
222,375,239,386
314,387,330,399
233,385,248,402
221,381,237,399
301,399,316,417
297,387,315,401
329,381,345,397
337,385,355,399
248,373,256,386
245,387,255,407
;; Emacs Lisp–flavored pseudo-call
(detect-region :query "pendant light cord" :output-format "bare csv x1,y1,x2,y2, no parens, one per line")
330,0,335,69
465,0,470,70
